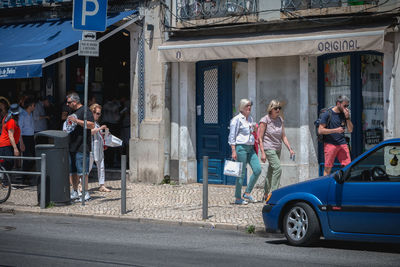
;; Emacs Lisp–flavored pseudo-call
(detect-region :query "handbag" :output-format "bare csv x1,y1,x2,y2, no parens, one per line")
105,133,123,147
223,159,243,177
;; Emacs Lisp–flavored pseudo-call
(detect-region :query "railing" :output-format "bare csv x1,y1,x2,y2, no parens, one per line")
176,0,258,21
0,154,47,209
281,0,379,11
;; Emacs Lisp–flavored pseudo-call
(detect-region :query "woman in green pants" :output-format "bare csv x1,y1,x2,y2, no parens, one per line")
258,100,295,201
228,99,261,205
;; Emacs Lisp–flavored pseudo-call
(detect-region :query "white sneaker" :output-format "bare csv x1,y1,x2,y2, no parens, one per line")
70,190,79,200
78,190,82,197
78,192,91,202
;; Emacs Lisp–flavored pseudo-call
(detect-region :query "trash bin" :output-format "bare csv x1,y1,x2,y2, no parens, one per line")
35,130,70,205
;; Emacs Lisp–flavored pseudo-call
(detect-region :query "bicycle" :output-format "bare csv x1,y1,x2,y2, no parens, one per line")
0,160,12,203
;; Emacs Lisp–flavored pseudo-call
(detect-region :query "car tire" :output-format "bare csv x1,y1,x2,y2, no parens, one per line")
283,202,320,246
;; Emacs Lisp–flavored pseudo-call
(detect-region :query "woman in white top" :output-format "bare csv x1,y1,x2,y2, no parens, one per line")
258,100,295,201
89,104,111,192
228,99,261,205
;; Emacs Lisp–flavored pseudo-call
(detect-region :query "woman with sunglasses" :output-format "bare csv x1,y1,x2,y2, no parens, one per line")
258,100,295,201
89,103,111,192
228,99,261,205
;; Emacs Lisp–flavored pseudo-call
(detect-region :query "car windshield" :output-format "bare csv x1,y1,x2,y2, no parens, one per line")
347,143,400,182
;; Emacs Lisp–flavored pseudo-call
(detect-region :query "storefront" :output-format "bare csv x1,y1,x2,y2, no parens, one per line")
159,24,397,185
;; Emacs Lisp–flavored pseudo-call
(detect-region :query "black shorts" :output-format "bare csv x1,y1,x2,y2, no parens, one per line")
0,146,14,170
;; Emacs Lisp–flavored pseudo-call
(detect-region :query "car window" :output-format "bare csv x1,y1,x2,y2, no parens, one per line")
347,144,400,182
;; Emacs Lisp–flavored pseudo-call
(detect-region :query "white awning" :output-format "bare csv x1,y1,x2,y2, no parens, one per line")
158,25,388,62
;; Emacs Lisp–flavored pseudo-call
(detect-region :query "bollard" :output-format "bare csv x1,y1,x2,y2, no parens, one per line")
202,156,208,220
40,153,46,209
121,155,127,215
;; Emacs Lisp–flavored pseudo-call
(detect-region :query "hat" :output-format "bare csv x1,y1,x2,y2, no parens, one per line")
9,103,21,116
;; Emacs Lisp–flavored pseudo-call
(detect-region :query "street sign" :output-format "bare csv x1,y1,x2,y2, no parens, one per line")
73,0,107,32
82,31,96,41
78,40,99,57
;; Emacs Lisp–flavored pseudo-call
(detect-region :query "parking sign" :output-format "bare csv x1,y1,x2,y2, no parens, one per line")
73,0,107,32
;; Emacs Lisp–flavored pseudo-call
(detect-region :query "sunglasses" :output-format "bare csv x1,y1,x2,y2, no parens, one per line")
344,105,349,108
66,101,73,104
274,106,282,111
94,112,101,116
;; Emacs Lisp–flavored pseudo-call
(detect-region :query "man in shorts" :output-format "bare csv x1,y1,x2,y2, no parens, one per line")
66,93,94,201
318,95,353,176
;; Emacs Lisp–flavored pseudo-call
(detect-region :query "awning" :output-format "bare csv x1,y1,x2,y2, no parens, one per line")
0,10,137,79
158,25,388,62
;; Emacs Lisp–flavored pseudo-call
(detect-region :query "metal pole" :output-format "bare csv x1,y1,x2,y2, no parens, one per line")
82,55,89,206
121,155,127,215
40,153,46,209
202,156,208,220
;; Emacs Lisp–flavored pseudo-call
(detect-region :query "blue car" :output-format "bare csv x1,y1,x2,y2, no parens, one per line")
262,138,400,246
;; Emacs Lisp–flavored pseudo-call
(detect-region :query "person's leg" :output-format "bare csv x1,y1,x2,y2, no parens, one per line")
69,152,79,190
323,143,338,176
266,150,282,192
235,145,247,200
244,148,261,195
337,144,351,167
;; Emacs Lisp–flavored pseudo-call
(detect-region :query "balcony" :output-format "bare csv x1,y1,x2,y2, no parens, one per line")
176,0,258,27
281,0,380,18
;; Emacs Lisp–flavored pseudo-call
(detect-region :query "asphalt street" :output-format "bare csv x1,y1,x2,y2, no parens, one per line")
0,213,399,267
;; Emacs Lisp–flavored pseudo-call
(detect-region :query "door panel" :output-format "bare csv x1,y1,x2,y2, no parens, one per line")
196,61,234,185
327,144,400,235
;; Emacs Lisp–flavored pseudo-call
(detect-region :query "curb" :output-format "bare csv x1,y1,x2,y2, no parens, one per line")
0,206,282,238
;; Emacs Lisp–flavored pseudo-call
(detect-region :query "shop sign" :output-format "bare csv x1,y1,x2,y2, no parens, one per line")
0,67,16,78
364,128,383,145
318,39,361,53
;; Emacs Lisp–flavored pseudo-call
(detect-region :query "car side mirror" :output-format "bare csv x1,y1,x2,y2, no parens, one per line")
334,170,345,184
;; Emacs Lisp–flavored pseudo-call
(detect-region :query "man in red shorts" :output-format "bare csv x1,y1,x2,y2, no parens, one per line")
318,95,353,176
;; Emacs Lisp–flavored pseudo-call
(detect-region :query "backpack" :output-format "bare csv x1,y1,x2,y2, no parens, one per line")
314,107,332,143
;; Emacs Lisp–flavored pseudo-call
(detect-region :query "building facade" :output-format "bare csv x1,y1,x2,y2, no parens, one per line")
129,0,400,187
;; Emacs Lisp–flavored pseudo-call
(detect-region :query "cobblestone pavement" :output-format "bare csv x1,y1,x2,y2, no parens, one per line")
0,180,267,231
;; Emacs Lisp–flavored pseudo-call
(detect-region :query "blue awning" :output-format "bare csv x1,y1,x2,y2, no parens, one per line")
0,10,137,79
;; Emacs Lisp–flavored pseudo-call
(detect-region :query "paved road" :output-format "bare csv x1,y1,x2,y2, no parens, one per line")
0,213,399,267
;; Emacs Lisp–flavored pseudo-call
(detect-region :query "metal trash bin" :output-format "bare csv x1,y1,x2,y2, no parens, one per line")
35,130,70,205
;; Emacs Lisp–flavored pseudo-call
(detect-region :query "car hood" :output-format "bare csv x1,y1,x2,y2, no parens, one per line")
268,176,334,205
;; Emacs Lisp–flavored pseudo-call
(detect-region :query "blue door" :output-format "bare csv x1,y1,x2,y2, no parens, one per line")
196,61,237,185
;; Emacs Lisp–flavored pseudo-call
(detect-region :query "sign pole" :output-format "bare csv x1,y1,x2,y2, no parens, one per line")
81,55,89,205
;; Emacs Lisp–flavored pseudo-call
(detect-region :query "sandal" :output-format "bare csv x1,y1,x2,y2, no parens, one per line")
99,185,111,192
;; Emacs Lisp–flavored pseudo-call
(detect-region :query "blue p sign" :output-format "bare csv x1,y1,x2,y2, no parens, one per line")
73,0,107,32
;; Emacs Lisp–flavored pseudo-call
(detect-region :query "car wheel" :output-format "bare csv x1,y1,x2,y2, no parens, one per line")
283,202,320,246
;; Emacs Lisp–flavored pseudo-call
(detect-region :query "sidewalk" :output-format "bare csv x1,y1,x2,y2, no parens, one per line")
0,179,267,232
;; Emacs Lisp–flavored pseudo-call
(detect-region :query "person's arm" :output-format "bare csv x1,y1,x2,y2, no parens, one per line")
281,124,295,156
68,116,95,129
8,129,19,156
258,122,267,163
228,117,239,161
318,124,344,135
346,118,353,133
343,107,353,133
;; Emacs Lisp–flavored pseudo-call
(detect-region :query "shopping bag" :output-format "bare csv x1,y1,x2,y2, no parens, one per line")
223,159,243,177
105,134,123,147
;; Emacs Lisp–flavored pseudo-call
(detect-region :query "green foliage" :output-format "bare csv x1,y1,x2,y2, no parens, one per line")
246,225,256,234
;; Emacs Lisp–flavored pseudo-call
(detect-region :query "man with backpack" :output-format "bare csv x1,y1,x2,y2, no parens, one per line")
318,95,353,176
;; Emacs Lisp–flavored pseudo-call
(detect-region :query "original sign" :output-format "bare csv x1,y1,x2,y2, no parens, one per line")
78,40,99,57
318,39,361,53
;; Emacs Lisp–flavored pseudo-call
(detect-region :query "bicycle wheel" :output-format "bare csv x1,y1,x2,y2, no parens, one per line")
0,167,11,203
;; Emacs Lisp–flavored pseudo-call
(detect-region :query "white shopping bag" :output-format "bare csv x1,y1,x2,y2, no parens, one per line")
223,159,243,177
105,133,123,147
